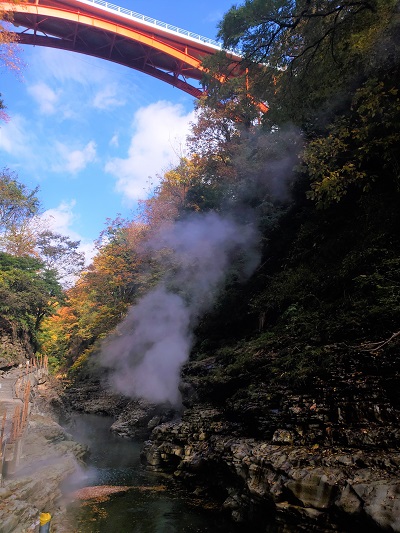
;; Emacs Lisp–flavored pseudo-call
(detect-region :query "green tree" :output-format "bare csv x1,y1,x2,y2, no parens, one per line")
0,252,63,345
35,230,85,286
211,0,398,129
304,77,400,207
0,168,40,233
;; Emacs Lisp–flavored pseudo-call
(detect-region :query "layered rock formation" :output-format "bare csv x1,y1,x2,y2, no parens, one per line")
142,406,400,532
66,380,177,439
64,342,400,531
140,347,400,532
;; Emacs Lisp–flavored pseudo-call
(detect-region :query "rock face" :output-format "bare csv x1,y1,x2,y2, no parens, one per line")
110,399,177,439
138,348,400,532
66,380,129,417
65,379,178,439
142,406,400,532
66,347,400,531
0,414,87,533
0,317,34,370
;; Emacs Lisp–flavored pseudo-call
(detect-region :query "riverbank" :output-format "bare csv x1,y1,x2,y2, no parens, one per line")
142,406,400,532
0,377,86,533
63,411,240,532
64,349,400,533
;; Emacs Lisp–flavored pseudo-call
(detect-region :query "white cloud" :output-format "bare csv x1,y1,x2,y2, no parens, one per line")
109,133,119,147
93,84,125,110
39,200,96,264
78,241,97,265
0,114,35,158
0,114,61,175
27,82,60,115
26,48,140,118
54,140,97,174
105,101,195,201
30,48,103,85
40,200,79,236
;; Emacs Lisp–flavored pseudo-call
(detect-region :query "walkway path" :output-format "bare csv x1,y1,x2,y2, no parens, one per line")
1,361,48,478
0,368,25,441
0,361,85,532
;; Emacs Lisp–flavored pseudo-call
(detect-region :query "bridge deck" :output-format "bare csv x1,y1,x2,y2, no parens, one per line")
73,0,223,51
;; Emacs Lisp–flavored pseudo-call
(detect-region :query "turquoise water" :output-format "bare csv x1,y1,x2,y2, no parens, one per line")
63,413,243,533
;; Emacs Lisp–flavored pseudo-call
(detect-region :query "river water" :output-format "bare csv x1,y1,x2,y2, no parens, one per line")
63,413,243,533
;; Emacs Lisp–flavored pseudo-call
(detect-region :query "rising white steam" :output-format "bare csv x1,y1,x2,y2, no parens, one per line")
101,212,260,405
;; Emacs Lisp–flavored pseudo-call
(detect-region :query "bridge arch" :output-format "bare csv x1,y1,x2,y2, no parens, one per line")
1,0,241,98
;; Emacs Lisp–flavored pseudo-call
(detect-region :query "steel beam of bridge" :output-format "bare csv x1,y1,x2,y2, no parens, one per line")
0,0,242,99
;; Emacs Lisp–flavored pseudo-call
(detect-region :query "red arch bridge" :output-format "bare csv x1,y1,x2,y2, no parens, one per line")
0,0,258,103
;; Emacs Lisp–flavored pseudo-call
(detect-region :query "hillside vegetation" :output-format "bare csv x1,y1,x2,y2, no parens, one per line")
1,0,400,397
0,168,84,367
37,0,400,389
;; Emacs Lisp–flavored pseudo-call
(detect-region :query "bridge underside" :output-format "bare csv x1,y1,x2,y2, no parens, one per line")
16,30,204,98
6,0,235,98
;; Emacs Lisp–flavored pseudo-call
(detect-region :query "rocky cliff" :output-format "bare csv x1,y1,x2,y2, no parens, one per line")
62,183,400,531
140,343,400,532
64,336,400,532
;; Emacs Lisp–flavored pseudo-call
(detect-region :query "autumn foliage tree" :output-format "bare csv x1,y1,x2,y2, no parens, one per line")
39,0,400,381
40,217,153,370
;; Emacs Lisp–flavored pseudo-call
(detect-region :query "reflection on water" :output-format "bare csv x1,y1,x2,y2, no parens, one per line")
63,413,241,533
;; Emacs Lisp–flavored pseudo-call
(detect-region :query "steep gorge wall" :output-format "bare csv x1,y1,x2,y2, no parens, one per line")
63,180,400,531
63,328,400,531
141,350,400,532
143,409,400,532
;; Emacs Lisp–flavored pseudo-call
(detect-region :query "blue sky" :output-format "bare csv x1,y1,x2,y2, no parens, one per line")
0,0,234,260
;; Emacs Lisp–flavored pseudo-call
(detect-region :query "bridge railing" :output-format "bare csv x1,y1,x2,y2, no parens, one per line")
77,0,224,49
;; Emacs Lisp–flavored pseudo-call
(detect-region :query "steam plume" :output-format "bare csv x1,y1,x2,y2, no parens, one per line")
101,212,260,405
